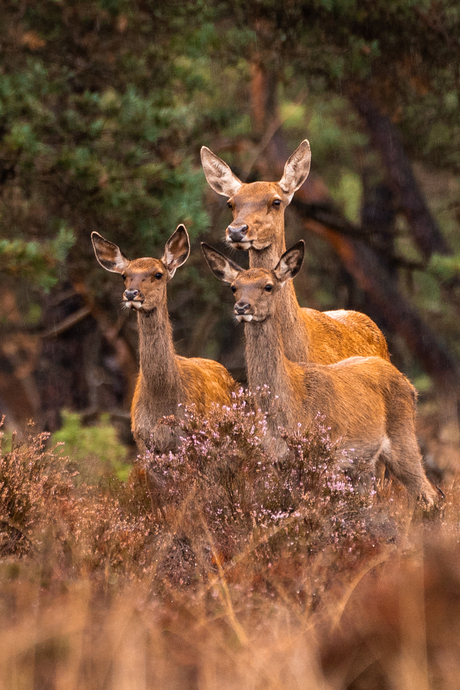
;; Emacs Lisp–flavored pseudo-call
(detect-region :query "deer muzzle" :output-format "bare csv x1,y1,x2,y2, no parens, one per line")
124,289,143,309
234,301,253,322
227,224,249,244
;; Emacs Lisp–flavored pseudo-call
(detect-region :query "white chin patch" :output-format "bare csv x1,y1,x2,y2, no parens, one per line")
228,239,251,250
125,301,143,310
241,314,253,322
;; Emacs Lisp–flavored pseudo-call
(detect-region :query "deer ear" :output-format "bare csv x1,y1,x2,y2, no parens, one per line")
278,140,311,202
201,243,243,284
162,224,190,278
201,146,243,198
91,232,130,273
274,241,305,284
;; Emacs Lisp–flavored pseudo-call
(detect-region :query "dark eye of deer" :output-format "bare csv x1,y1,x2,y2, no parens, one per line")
227,201,233,209
154,272,163,280
272,199,281,207
231,286,236,293
264,284,273,292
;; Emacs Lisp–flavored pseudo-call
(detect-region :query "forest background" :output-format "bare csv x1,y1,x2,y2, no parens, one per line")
1,0,460,470
2,2,460,688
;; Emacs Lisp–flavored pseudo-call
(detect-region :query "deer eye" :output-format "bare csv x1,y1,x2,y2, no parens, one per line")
264,284,274,292
231,286,236,293
272,199,281,208
227,201,233,209
154,272,163,280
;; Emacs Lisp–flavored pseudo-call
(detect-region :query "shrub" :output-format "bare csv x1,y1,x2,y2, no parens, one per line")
52,411,131,483
0,395,414,601
0,419,154,579
0,422,74,557
138,390,390,599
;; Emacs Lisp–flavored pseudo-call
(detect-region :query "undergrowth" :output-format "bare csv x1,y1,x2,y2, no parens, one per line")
0,393,398,595
0,398,458,689
51,411,131,482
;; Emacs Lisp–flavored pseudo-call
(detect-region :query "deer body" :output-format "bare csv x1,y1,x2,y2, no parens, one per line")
92,226,237,453
202,242,436,505
201,141,390,364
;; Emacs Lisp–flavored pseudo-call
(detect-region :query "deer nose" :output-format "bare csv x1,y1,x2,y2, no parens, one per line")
235,301,250,315
227,224,248,243
124,289,140,301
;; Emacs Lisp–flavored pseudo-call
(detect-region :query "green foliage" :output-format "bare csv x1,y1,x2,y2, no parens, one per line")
334,170,362,224
52,411,130,483
0,224,75,291
304,96,368,165
0,2,242,266
429,253,460,283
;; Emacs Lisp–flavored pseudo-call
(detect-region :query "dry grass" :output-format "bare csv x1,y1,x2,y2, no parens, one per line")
0,399,459,690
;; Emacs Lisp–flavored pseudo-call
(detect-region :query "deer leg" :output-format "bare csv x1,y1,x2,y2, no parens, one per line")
381,434,437,506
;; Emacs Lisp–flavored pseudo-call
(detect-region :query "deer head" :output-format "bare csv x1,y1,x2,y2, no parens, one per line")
91,225,190,312
200,141,311,251
202,241,305,322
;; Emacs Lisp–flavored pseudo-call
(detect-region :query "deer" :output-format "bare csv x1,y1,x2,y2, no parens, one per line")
92,225,237,454
202,240,437,506
201,140,390,365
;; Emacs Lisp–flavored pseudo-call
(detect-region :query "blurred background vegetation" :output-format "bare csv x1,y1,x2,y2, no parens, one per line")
1,0,460,467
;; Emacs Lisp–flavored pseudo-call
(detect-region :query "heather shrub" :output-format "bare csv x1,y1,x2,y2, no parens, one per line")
0,402,454,690
0,394,417,600
137,390,392,598
0,419,155,580
0,422,74,557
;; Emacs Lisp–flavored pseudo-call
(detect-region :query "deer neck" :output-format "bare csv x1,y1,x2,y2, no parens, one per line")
248,236,310,363
137,304,182,398
248,235,286,271
244,316,298,430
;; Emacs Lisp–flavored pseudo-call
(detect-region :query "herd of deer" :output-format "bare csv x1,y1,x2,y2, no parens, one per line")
92,140,437,506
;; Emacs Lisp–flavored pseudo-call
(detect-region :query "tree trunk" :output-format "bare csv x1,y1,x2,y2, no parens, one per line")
348,87,451,260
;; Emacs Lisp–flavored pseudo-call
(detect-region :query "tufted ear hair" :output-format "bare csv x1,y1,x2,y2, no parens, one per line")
161,224,190,279
91,232,130,273
201,243,243,284
278,140,311,202
200,146,243,198
274,241,305,284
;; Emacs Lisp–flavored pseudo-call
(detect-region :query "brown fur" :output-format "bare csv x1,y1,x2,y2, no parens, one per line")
92,226,237,453
201,141,390,364
203,241,436,505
